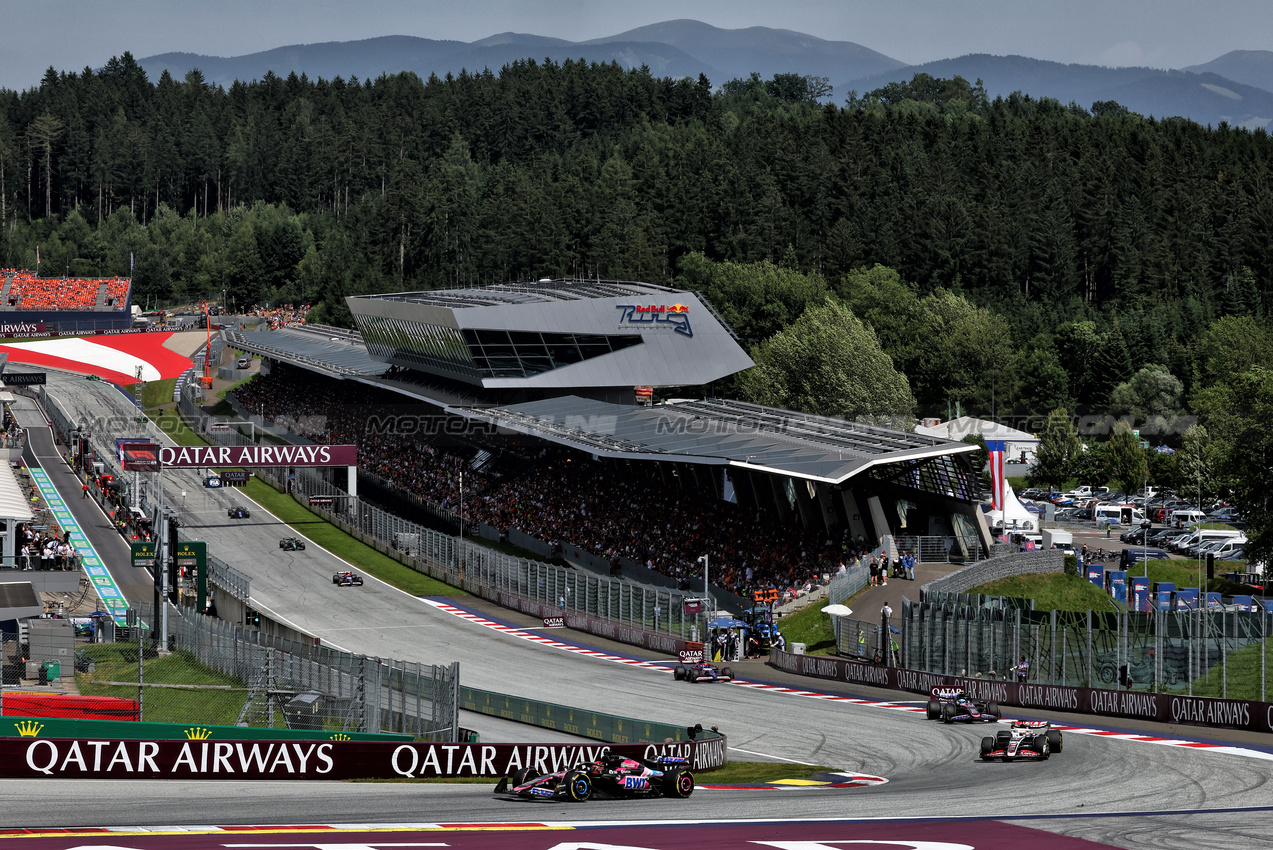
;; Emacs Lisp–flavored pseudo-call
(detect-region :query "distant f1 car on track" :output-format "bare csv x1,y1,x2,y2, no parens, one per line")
333,571,363,586
494,754,694,802
279,537,306,551
227,506,251,519
981,720,1063,761
673,661,734,683
926,689,1002,723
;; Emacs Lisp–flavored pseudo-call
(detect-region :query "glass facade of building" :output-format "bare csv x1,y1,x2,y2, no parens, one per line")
356,315,643,382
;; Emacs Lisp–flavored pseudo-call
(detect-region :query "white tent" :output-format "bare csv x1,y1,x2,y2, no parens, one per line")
984,481,1038,532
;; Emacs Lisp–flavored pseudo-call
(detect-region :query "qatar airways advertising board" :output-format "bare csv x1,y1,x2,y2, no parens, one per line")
158,444,357,468
0,736,726,780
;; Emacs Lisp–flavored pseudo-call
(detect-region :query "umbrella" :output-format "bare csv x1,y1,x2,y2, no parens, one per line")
821,604,853,617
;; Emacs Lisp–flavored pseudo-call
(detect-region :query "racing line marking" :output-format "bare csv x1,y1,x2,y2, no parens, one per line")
424,598,1273,763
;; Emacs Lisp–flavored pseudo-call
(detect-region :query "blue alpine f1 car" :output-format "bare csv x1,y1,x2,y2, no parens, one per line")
494,753,694,802
673,662,734,683
926,688,1002,723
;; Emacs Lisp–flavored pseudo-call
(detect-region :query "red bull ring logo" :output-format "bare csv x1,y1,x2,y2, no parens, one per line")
616,303,693,337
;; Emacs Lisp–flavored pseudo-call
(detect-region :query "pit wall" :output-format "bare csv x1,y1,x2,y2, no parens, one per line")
769,649,1273,735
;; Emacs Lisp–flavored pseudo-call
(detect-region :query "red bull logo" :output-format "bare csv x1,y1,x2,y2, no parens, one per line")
616,303,693,337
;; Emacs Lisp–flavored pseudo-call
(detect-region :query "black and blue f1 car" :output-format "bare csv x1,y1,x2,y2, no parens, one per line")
494,753,694,802
926,688,1002,723
673,662,734,683
981,720,1063,760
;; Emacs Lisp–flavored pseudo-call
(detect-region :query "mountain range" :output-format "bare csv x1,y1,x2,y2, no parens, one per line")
137,20,1273,129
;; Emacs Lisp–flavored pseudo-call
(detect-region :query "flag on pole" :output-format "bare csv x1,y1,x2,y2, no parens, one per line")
986,439,1007,511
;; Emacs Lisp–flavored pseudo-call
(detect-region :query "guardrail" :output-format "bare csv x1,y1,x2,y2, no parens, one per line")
459,686,716,745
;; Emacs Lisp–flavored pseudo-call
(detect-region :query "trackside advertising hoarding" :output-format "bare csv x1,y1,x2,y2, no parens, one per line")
770,649,1273,735
0,736,727,780
159,444,356,468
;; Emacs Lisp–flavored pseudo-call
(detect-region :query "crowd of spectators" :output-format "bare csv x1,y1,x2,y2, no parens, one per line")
247,304,309,329
232,365,871,599
3,271,131,311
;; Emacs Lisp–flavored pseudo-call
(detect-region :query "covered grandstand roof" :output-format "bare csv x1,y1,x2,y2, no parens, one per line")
353,280,684,310
456,396,977,485
224,325,388,379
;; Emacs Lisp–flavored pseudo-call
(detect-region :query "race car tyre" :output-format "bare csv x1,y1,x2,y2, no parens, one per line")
1047,729,1063,752
986,701,1001,718
564,769,593,802
721,666,733,680
995,730,1011,746
1036,737,1050,759
510,767,540,788
673,666,686,681
980,737,995,760
941,702,955,724
688,668,699,683
926,700,941,720
663,768,695,798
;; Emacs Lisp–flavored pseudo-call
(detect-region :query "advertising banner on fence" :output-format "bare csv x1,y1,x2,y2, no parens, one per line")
769,649,1273,736
0,736,726,780
159,444,357,468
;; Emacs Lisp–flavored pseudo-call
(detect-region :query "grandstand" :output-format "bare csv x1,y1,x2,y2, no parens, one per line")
225,279,994,564
0,270,133,334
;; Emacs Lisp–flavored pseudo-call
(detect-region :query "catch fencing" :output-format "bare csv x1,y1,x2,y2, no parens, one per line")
902,596,1273,700
76,603,459,739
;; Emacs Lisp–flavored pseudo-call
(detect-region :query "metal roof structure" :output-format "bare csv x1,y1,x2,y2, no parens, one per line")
456,396,977,485
0,581,41,621
224,326,388,379
358,279,680,309
0,461,33,524
346,279,752,390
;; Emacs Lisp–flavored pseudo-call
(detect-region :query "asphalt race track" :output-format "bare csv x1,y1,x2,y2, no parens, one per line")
3,373,1273,848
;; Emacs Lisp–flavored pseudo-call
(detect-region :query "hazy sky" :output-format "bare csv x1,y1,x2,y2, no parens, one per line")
2,0,1269,92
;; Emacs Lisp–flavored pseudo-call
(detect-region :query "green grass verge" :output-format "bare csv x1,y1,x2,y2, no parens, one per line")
146,406,208,447
242,478,461,597
215,373,255,400
139,378,178,409
969,562,1252,613
968,573,1123,612
777,600,839,655
76,644,253,726
1187,638,1273,700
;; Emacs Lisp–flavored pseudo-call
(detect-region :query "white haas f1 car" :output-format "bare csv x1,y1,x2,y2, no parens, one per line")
926,688,1002,723
494,753,694,802
981,720,1063,761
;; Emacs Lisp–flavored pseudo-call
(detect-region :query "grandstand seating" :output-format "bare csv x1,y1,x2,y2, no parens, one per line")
2,271,130,311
